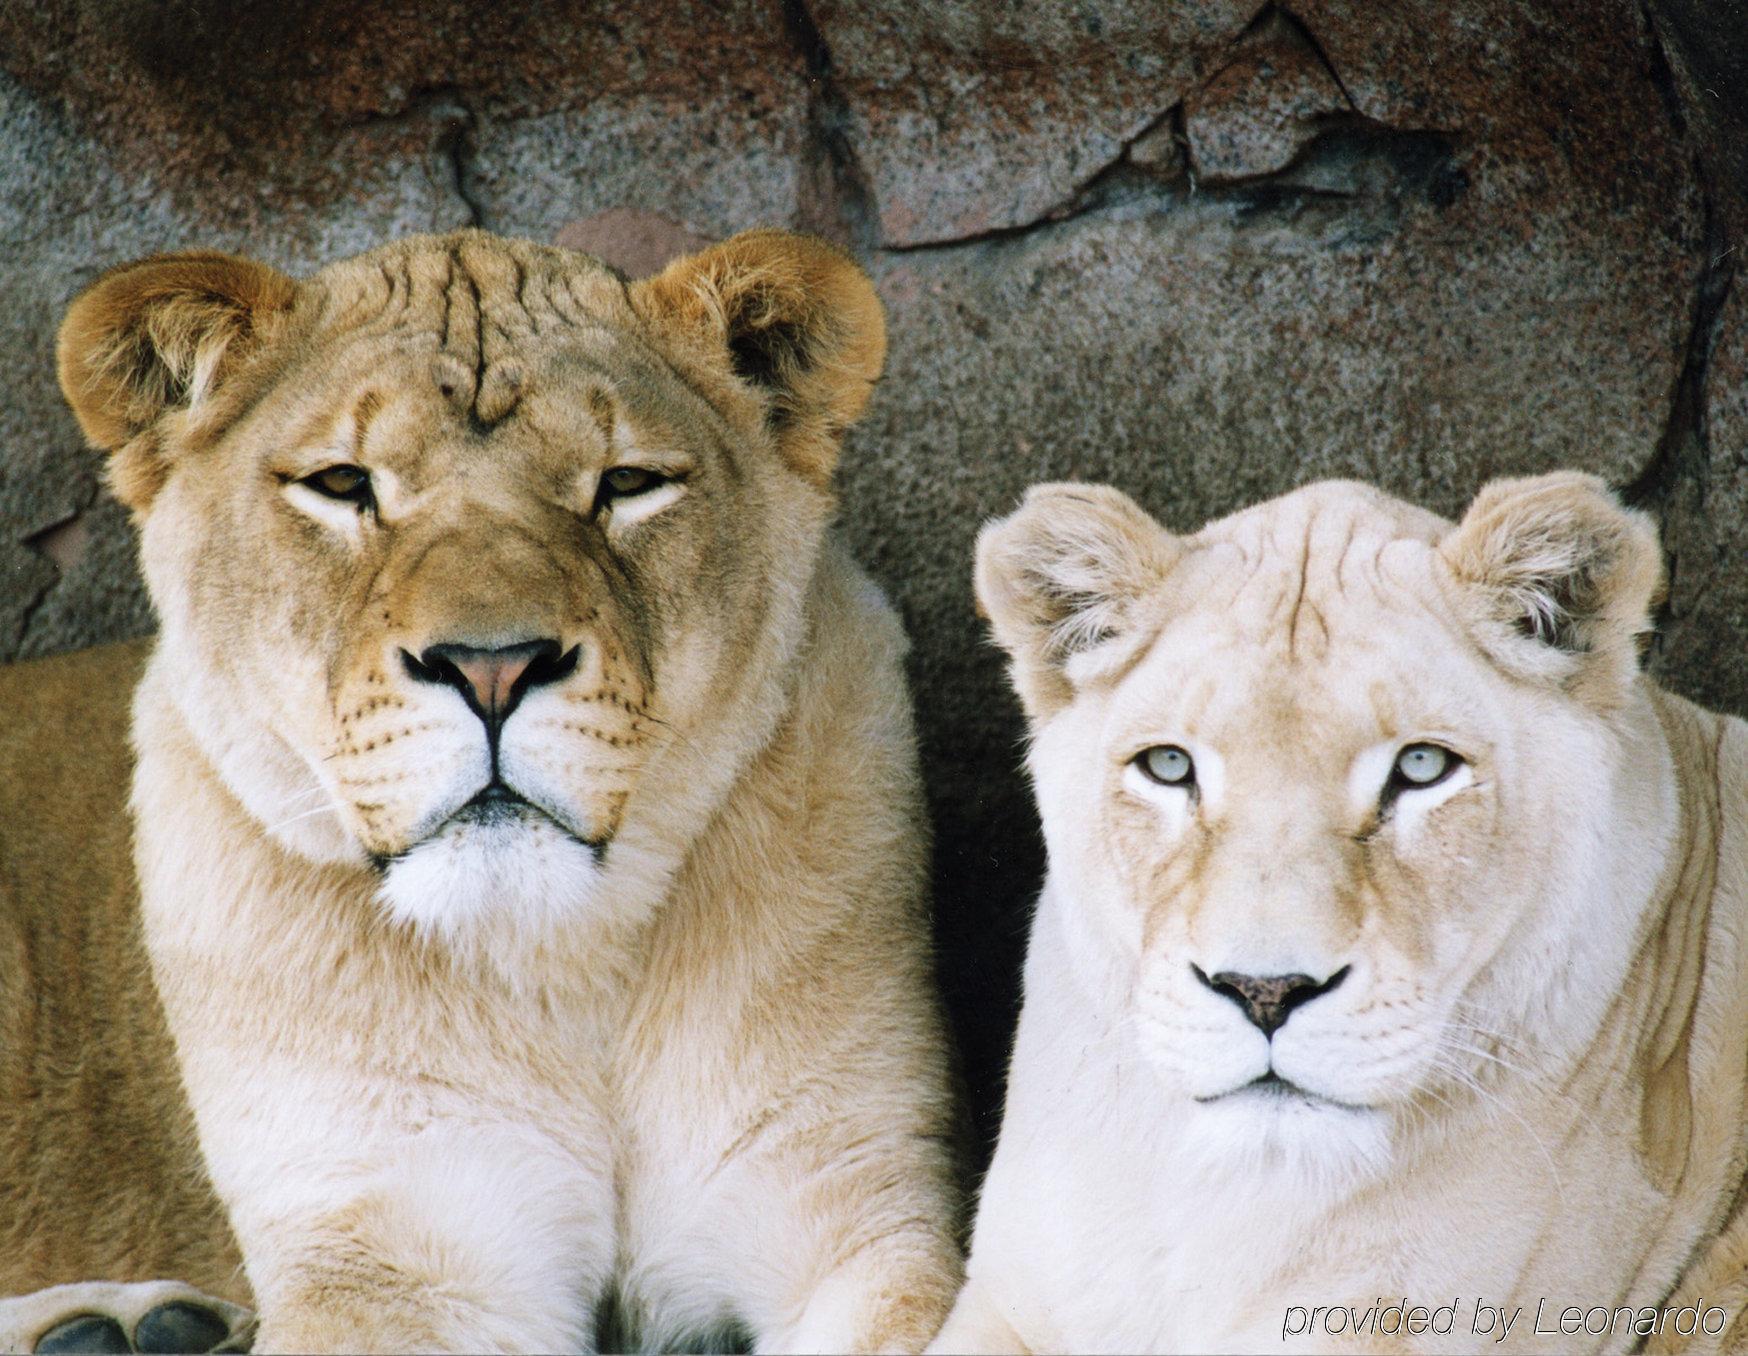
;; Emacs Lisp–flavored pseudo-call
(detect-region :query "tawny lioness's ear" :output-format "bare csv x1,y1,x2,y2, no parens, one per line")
629,230,885,484
1439,471,1663,705
57,252,298,505
976,483,1181,720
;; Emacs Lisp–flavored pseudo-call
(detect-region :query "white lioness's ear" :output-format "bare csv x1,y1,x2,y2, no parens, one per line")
57,252,298,508
630,230,885,485
976,483,1181,720
1440,471,1663,704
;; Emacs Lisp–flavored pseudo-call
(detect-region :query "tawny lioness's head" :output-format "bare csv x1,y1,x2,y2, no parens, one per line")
58,229,884,945
979,475,1671,1174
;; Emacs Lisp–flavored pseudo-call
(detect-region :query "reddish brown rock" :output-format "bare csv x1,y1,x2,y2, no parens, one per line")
809,0,1260,246
0,1,813,245
553,210,715,278
1183,10,1349,182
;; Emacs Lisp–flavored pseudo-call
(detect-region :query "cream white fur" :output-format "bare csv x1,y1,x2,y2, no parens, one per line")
938,475,1748,1355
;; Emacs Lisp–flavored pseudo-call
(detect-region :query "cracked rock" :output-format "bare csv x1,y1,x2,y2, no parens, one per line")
24,497,94,574
1184,9,1350,182
1650,277,1747,714
810,0,1262,247
14,495,151,658
1126,113,1187,175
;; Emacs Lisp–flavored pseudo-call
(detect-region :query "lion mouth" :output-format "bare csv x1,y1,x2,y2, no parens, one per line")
453,781,539,827
368,781,609,873
454,781,608,859
1197,1071,1372,1114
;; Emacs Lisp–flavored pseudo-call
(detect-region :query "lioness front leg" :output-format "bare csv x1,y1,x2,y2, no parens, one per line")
728,1131,961,1355
213,1125,611,1355
770,1233,963,1355
243,1191,599,1355
924,1278,1029,1355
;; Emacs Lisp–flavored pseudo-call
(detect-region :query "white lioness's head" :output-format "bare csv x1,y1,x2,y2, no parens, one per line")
58,229,883,948
978,475,1669,1176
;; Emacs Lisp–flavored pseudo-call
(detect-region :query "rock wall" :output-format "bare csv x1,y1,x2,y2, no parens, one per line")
2,0,1743,1146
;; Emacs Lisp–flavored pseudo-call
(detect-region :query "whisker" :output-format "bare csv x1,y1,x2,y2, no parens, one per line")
1439,1028,1607,1142
1439,1037,1546,1087
638,709,703,759
274,785,329,810
1426,1047,1568,1206
265,803,340,834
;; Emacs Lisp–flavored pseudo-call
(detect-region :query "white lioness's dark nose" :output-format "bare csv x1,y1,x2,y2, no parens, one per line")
1193,965,1350,1038
403,639,577,727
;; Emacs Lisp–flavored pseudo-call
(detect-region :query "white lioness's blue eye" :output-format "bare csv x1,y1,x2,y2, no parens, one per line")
1395,743,1453,786
1138,745,1194,787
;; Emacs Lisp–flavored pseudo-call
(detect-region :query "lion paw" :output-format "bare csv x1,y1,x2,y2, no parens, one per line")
0,1281,254,1354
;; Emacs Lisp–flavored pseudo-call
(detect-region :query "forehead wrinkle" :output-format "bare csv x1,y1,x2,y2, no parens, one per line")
1173,538,1262,641
1335,521,1359,598
609,316,759,452
558,327,741,458
523,267,580,335
1223,531,1307,639
1285,505,1317,660
275,394,360,467
1262,517,1433,665
1365,677,1404,742
401,246,456,333
1369,534,1516,688
560,269,624,329
1177,671,1221,739
350,390,382,459
498,250,533,336
1327,506,1389,616
1233,559,1305,657
1299,504,1387,665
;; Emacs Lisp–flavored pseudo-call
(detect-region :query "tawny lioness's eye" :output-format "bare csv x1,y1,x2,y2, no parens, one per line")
600,466,666,500
1393,743,1456,788
1137,745,1195,787
302,464,373,506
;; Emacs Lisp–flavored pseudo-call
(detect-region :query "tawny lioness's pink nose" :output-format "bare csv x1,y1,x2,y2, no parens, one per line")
403,639,577,726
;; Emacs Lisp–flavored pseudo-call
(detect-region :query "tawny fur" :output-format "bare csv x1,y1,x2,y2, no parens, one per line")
0,641,247,1309
4,229,958,1353
937,475,1748,1355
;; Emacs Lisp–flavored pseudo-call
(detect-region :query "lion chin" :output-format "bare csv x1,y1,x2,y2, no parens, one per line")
375,799,606,950
1178,1078,1391,1190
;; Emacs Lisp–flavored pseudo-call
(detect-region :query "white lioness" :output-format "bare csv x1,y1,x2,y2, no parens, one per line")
933,475,1748,1355
5,229,959,1353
